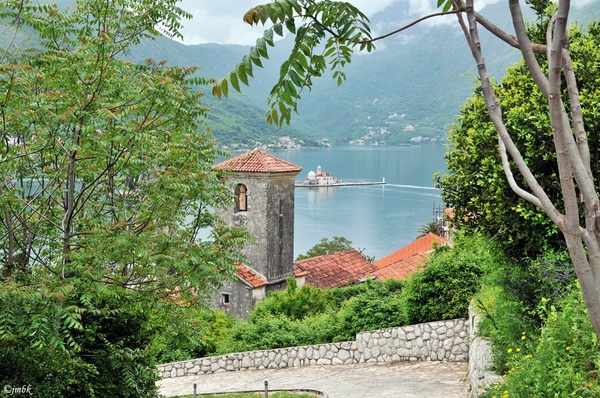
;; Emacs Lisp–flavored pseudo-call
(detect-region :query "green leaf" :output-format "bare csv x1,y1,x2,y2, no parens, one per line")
281,89,294,106
288,69,303,87
295,52,309,72
265,28,275,42
283,80,299,99
236,65,249,86
270,109,279,125
285,18,296,34
230,72,240,93
242,55,253,70
221,77,229,97
249,47,264,67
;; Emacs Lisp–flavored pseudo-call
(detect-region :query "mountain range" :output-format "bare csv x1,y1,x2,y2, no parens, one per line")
8,1,600,148
153,0,597,148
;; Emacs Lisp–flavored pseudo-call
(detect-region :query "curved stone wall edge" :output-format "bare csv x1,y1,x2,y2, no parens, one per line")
468,302,502,397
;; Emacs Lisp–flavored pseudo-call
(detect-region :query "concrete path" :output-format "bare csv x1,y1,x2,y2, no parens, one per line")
159,361,470,397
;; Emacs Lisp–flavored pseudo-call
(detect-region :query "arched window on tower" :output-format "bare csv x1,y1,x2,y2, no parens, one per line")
235,184,248,212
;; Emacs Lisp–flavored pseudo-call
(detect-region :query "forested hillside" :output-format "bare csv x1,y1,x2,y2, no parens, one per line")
11,0,599,147
150,0,525,146
173,0,596,146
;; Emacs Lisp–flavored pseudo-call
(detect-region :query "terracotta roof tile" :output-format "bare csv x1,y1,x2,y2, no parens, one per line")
235,264,268,288
293,249,375,289
214,149,302,174
373,233,448,270
372,253,429,281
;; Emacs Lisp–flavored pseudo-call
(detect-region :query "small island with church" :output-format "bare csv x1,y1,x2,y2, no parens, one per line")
295,165,386,187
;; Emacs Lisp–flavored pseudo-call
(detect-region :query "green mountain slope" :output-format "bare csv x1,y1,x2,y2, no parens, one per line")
6,0,600,147
185,0,598,146
154,0,527,145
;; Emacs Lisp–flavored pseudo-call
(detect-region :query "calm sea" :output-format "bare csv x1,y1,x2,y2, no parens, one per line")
269,145,448,260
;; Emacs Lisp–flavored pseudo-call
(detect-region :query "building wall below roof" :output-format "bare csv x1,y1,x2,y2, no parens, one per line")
212,280,254,319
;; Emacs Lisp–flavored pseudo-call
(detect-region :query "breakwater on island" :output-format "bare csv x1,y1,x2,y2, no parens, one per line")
295,180,386,188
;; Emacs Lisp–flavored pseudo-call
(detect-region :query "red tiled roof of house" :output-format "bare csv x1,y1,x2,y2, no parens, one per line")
214,149,302,174
373,233,448,270
293,249,375,289
372,253,429,281
235,264,268,288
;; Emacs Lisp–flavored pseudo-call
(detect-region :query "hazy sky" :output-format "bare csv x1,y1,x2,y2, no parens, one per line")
176,0,596,45
175,0,488,45
176,0,396,45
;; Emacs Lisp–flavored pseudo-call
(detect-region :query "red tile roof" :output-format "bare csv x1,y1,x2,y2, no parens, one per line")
293,249,375,289
364,233,449,281
214,149,302,174
372,253,429,281
291,234,449,288
373,233,448,270
235,264,268,288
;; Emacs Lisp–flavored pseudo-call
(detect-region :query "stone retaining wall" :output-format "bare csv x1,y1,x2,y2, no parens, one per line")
158,318,469,379
468,303,502,397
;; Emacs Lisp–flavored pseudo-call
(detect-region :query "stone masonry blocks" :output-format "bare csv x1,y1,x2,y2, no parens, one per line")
157,318,470,378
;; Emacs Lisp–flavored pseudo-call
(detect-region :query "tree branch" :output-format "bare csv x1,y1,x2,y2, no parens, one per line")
368,10,461,43
462,0,564,230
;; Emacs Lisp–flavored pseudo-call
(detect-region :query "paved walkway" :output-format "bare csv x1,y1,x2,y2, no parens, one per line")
159,361,470,397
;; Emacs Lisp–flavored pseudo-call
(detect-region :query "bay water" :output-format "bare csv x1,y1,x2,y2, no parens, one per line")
270,145,448,261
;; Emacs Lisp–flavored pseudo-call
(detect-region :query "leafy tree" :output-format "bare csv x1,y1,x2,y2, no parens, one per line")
215,0,600,341
295,236,353,260
438,20,600,256
0,1,247,395
296,235,374,261
416,221,442,238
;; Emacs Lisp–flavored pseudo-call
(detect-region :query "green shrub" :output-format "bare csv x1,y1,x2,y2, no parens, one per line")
0,290,161,398
474,285,539,374
332,279,407,341
527,249,576,308
402,233,487,324
150,305,237,363
333,289,407,341
483,285,600,397
0,344,98,398
250,278,328,321
215,279,406,354
216,313,336,353
473,247,577,374
323,282,371,309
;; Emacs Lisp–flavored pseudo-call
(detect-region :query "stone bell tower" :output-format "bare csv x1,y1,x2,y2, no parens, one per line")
213,150,302,312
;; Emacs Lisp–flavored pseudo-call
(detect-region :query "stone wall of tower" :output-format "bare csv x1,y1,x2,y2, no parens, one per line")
264,174,296,283
216,171,297,284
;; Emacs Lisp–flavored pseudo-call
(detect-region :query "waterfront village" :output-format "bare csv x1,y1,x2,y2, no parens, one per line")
157,149,485,398
209,149,446,319
220,133,445,152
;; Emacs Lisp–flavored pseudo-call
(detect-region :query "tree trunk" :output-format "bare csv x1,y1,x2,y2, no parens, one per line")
461,0,600,340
